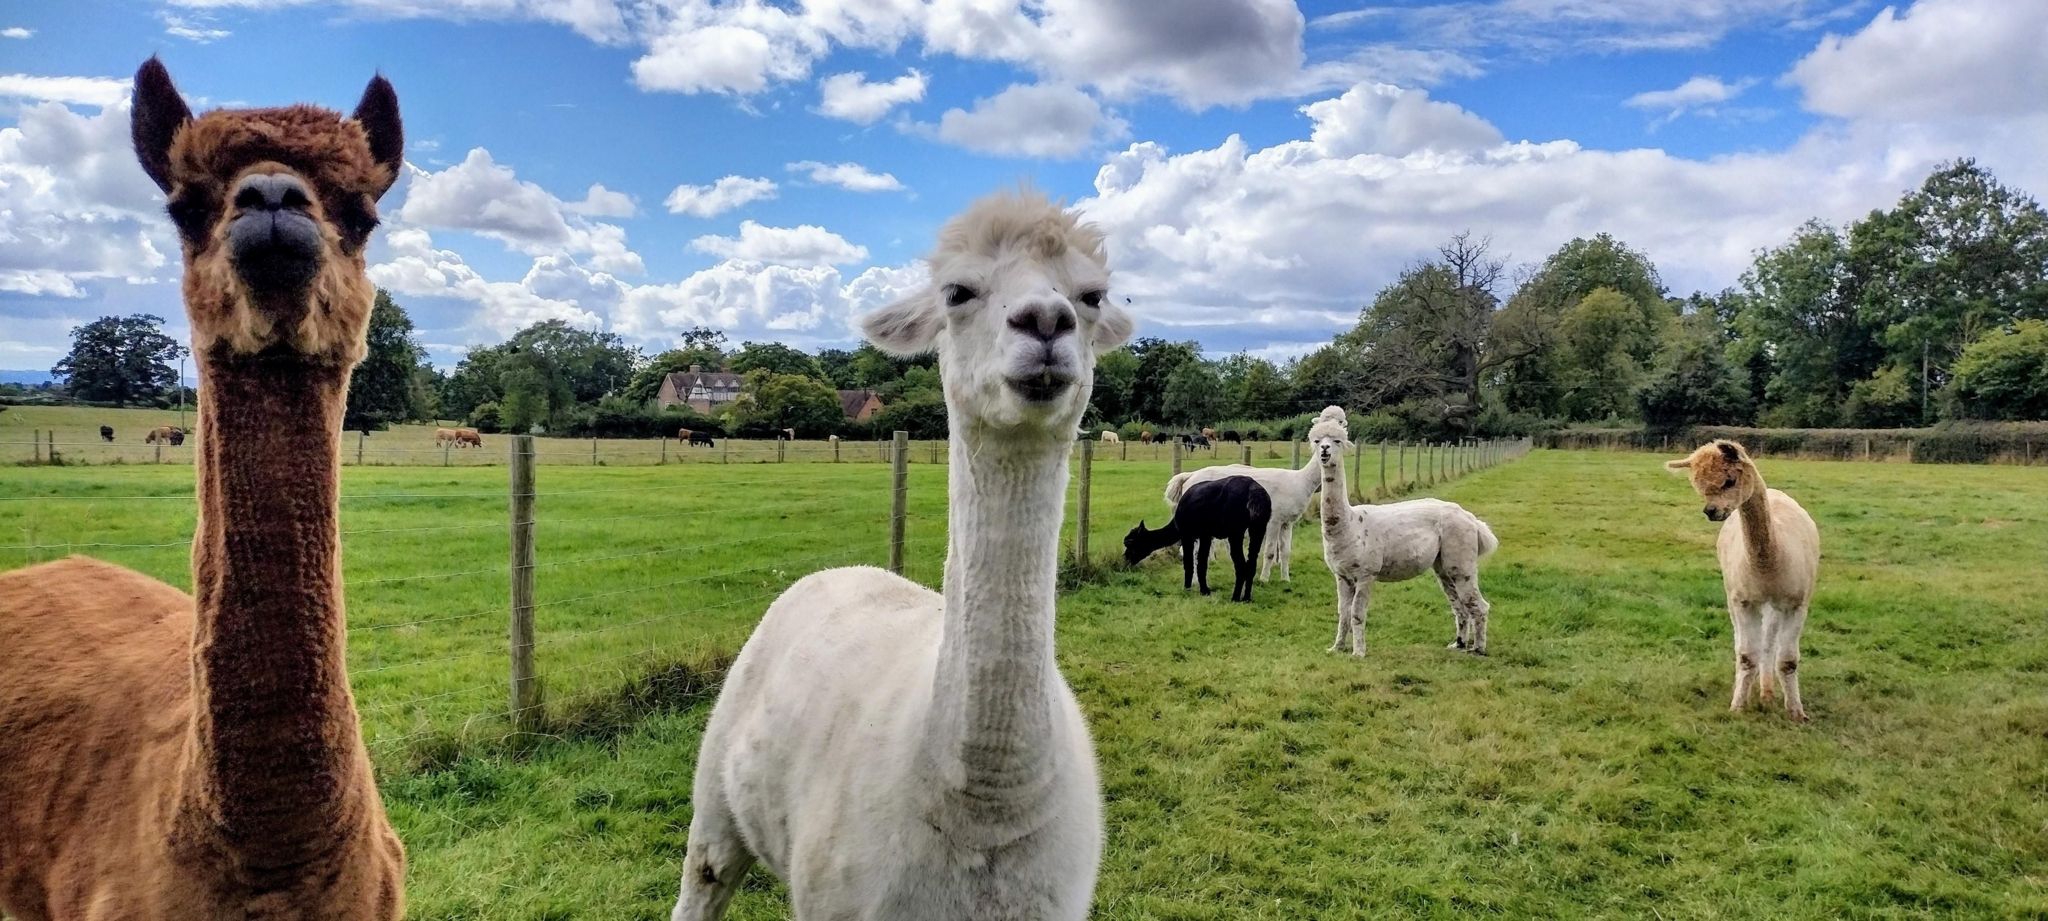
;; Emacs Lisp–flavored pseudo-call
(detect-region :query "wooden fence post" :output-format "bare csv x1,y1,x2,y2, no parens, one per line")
443,442,451,467
834,439,841,463
721,439,729,465
1351,437,1363,502
33,430,42,464
356,430,365,466
1292,439,1301,468
930,441,939,465
508,434,541,734
1379,442,1388,495
1077,438,1094,568
889,431,909,575
591,437,598,466
778,438,787,463
1241,443,1253,466
1397,442,1405,488
1172,439,1183,475
155,437,163,464
660,436,667,465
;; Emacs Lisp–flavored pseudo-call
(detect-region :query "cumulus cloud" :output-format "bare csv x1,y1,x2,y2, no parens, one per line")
1788,0,2048,121
786,160,905,193
369,226,605,335
0,100,170,297
1625,75,1755,120
397,148,644,274
690,221,869,267
1321,0,1850,55
564,182,636,217
932,83,1128,159
0,74,129,107
615,258,926,340
166,0,628,43
817,69,927,123
664,175,777,217
1303,83,1502,157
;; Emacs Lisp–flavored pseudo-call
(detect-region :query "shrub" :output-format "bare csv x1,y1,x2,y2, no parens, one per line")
467,401,502,434
1949,320,2048,421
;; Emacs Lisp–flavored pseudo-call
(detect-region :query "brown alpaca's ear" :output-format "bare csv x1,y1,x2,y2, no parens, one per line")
131,57,192,194
1716,441,1743,463
351,74,404,200
1664,458,1693,471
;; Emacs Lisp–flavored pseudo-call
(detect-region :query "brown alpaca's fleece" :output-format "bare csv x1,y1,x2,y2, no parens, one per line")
0,362,404,920
0,70,403,919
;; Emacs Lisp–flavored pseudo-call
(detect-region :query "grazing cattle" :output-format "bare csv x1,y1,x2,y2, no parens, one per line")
1221,430,1242,443
1201,427,1217,441
1100,430,1121,443
169,430,185,447
1185,434,1212,450
100,425,114,442
455,428,483,448
144,425,183,444
780,427,796,441
1246,429,1262,441
434,427,459,446
1140,430,1154,444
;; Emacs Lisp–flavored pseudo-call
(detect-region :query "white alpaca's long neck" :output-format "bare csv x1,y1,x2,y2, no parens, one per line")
925,423,1069,839
1319,455,1358,540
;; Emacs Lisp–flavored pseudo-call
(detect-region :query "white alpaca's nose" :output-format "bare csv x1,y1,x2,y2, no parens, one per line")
1006,297,1077,343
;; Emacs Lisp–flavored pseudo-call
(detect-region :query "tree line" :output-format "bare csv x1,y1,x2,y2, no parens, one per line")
34,161,2046,440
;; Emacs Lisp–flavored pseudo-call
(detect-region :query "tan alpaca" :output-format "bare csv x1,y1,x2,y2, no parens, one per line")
0,59,406,919
1666,440,1822,721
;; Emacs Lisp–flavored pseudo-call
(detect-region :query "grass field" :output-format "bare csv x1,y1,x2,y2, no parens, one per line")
1,449,2043,918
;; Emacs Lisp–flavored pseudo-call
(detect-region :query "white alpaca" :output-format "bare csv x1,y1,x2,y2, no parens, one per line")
1100,430,1120,443
671,191,1133,921
1665,440,1821,721
1164,459,1320,581
1308,409,1498,657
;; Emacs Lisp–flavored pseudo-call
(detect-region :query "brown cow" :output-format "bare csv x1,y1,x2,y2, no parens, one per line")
143,425,183,444
454,428,483,448
1139,430,1154,444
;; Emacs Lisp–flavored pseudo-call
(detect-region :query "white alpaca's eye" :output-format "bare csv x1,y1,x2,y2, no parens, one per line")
1077,290,1104,309
944,284,977,307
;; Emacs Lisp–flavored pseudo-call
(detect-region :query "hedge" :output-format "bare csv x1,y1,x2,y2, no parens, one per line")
1538,422,2048,465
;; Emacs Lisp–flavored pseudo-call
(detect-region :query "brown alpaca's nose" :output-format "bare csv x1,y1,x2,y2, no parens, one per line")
228,172,323,292
1007,299,1077,342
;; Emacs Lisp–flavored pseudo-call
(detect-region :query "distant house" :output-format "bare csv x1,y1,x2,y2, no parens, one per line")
658,365,746,414
838,389,884,422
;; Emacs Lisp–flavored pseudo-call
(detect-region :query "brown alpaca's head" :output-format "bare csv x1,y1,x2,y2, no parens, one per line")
1665,439,1758,522
131,58,402,367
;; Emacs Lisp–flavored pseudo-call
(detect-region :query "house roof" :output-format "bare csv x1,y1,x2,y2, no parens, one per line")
665,368,744,391
838,389,881,418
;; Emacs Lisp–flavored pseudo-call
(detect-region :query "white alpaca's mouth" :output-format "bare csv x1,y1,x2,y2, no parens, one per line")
1005,368,1074,403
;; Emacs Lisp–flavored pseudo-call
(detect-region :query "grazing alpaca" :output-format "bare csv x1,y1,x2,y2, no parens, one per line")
670,190,1133,921
100,424,115,442
1308,409,1498,657
0,60,406,919
1665,440,1821,721
1124,476,1271,602
1100,429,1120,443
1165,457,1321,581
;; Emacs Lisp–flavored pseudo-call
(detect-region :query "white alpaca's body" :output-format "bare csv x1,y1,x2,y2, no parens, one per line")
1308,411,1496,656
1165,460,1319,580
1099,430,1119,443
671,191,1130,920
684,566,1101,920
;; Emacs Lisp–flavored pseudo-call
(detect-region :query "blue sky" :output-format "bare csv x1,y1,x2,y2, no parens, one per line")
3,0,2045,373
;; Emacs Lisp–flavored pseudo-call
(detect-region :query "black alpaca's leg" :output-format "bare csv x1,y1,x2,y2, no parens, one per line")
1196,537,1213,595
1227,534,1249,602
1182,537,1195,590
1244,522,1266,603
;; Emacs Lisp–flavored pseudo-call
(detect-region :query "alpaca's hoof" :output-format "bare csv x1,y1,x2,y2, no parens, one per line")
1787,708,1810,723
1349,649,1368,659
1447,639,1465,650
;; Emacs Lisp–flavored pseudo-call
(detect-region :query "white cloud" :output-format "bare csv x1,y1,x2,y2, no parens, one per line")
932,83,1128,159
1788,0,2048,121
786,160,905,193
663,175,778,218
162,13,232,41
397,148,644,274
616,258,925,340
369,226,605,335
166,0,629,43
1077,78,2048,341
1315,1,1850,57
1627,75,1754,114
1,27,32,39
817,69,927,123
564,182,636,217
690,221,869,267
0,74,129,107
0,100,170,297
1303,83,1503,157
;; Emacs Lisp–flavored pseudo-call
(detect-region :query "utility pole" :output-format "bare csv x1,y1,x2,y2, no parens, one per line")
1921,339,1930,423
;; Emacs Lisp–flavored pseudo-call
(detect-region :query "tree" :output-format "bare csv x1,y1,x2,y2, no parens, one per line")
1217,353,1286,420
729,341,826,380
51,314,183,406
1559,288,1649,421
441,346,509,420
1344,234,1505,427
1161,360,1225,426
1496,233,1670,417
873,389,948,439
1948,319,2048,420
728,371,844,437
504,320,639,404
344,289,428,432
1130,338,1201,422
1089,347,1139,423
1735,220,1884,426
1637,313,1750,430
498,350,570,434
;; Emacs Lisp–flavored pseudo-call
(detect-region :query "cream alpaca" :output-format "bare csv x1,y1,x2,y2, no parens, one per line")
1308,409,1498,657
1665,440,1822,721
670,191,1133,920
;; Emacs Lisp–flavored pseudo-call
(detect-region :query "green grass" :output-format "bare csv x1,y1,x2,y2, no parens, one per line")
1,450,2043,918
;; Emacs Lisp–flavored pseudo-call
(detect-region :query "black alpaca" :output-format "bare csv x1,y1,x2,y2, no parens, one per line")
1124,475,1272,602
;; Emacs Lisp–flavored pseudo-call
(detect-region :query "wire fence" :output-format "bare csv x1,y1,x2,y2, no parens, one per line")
0,430,1530,768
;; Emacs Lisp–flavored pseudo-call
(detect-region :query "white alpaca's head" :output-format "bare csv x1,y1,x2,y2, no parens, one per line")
862,190,1133,440
1308,407,1351,468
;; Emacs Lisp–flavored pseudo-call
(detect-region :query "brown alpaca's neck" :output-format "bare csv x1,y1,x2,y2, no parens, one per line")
1736,468,1776,569
182,354,373,869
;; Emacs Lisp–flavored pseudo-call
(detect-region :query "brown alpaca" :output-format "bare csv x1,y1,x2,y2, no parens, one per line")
1665,440,1822,721
0,59,406,919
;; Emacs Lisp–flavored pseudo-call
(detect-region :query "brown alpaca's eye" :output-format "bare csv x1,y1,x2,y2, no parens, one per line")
1723,477,1736,489
944,284,977,307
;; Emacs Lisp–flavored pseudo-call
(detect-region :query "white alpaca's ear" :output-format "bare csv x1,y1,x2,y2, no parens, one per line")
861,289,943,357
1091,301,1134,350
1663,458,1693,472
